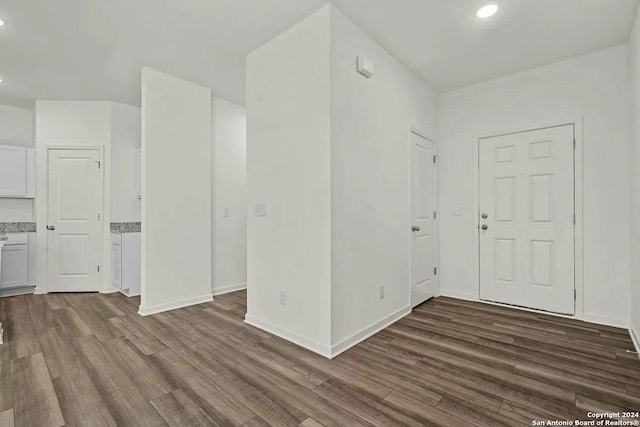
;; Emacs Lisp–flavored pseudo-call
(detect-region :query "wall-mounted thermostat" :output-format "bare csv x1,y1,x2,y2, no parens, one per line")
356,56,374,79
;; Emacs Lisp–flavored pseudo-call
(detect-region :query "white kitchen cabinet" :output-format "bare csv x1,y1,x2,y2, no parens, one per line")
0,240,3,343
111,232,140,297
0,233,34,289
135,147,142,199
0,143,35,198
111,241,122,289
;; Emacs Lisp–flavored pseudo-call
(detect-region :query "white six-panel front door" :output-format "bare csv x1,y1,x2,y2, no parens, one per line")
47,149,103,292
411,131,437,307
479,125,575,315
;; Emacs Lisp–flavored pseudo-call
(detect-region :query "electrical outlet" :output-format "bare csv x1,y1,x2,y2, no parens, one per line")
255,203,267,217
379,285,385,300
223,207,230,218
279,290,287,306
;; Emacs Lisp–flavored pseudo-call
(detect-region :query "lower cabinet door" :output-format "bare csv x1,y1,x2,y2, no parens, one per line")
111,244,122,289
0,244,29,289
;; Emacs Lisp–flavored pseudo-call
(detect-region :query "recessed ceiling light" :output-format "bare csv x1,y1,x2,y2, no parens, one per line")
477,4,498,18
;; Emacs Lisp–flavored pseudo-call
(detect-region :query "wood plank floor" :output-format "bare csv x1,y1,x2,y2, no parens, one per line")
0,291,639,426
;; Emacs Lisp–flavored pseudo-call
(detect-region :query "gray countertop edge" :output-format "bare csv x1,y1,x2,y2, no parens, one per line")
0,222,142,234
0,222,37,233
110,222,142,233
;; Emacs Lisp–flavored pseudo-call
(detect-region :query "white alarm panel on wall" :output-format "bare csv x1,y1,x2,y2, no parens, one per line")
0,143,35,198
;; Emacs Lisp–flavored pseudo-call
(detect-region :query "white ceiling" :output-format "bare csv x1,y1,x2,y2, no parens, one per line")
0,0,638,109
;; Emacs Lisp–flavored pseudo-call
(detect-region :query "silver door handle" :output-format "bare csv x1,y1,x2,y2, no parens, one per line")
412,226,421,232
46,225,55,231
481,224,488,230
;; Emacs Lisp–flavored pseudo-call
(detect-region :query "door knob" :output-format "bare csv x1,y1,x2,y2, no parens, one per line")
481,213,488,219
481,224,488,230
412,226,421,232
46,225,55,231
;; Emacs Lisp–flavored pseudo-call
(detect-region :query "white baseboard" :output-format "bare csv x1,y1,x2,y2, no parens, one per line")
630,326,640,356
0,286,36,297
330,305,411,359
437,289,476,301
34,286,47,295
583,313,628,329
438,291,631,331
245,307,411,360
138,294,214,316
244,314,332,358
212,282,246,296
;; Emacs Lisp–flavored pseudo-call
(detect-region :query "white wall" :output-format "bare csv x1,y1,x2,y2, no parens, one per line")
0,105,33,144
140,68,213,315
438,45,631,327
212,98,247,295
629,8,640,348
329,9,437,350
111,102,141,223
246,6,333,355
0,199,34,222
0,105,34,222
34,101,114,293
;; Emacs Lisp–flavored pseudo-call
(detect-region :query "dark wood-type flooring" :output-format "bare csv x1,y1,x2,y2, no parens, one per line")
0,290,639,426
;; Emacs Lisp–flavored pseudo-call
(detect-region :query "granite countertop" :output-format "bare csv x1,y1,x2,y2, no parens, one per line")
0,222,36,233
110,222,141,233
0,222,142,233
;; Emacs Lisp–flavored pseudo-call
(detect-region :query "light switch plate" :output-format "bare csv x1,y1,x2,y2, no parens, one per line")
254,203,267,217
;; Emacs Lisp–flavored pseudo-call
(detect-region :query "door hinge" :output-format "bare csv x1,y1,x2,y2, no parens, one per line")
573,138,576,150
96,160,101,169
574,289,576,300
434,211,437,219
433,155,437,164
97,265,100,273
434,267,437,275
573,214,576,225
98,213,101,221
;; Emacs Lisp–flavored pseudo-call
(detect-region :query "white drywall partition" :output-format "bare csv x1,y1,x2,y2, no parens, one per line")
212,98,247,295
140,68,213,315
246,5,437,357
246,6,333,355
438,45,631,328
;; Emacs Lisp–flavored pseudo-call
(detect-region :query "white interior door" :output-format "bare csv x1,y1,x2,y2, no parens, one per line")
479,125,575,314
47,149,103,292
411,131,437,307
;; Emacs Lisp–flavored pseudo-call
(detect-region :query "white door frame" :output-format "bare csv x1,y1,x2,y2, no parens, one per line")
472,118,584,320
409,126,439,303
40,145,105,293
